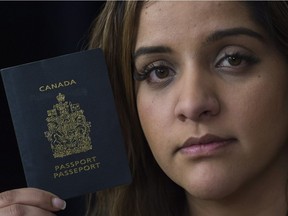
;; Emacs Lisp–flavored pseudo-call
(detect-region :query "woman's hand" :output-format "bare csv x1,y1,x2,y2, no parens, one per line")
0,188,66,216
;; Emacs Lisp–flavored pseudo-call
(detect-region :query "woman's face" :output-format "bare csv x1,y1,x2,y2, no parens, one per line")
134,1,288,200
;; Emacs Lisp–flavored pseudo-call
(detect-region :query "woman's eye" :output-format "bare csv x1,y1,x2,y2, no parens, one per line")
150,67,172,80
134,61,176,86
217,54,245,67
215,52,259,71
226,56,242,66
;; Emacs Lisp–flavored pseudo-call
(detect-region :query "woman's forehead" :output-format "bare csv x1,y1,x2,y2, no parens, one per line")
135,2,265,48
138,1,250,26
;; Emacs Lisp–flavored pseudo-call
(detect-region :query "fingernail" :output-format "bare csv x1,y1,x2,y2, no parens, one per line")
52,197,66,210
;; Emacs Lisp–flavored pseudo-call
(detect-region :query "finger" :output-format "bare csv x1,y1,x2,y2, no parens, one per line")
0,188,66,211
0,204,57,216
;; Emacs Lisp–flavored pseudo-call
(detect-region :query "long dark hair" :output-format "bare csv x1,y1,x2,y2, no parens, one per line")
246,1,288,58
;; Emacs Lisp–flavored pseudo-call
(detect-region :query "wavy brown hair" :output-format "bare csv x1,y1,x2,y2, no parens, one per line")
85,1,288,216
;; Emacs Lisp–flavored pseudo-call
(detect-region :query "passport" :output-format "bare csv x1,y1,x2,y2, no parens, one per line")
1,49,131,199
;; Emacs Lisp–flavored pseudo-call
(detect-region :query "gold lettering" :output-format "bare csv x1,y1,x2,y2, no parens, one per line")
39,79,77,92
64,81,70,86
80,159,87,165
45,85,52,91
51,83,58,89
71,79,77,85
53,156,101,179
83,165,90,171
74,161,80,167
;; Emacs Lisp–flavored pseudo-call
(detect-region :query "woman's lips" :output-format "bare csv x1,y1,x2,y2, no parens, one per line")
179,134,236,157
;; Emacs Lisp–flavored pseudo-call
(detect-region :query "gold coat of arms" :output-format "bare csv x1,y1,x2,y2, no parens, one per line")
44,93,92,158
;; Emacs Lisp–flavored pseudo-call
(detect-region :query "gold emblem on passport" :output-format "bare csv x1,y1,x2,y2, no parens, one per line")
44,93,92,158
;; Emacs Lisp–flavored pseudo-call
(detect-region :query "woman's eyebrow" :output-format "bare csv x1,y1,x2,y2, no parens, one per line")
133,46,172,61
204,27,265,44
133,28,264,61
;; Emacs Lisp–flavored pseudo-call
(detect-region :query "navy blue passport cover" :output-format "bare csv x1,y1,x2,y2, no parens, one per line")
1,49,131,199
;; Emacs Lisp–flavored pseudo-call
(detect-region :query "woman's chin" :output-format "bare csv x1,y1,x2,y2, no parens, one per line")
182,174,242,201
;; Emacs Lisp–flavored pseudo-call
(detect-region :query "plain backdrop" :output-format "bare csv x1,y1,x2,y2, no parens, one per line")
0,2,105,215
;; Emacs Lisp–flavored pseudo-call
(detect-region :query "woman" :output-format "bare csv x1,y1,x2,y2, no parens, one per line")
1,1,288,216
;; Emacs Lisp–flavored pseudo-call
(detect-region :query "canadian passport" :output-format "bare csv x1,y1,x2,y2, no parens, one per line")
1,49,131,199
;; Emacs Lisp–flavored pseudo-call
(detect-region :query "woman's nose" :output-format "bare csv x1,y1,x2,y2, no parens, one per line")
174,72,220,122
